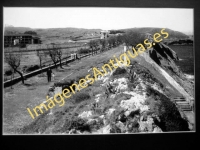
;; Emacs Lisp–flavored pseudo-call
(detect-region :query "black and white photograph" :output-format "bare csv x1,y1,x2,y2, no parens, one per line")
3,7,194,135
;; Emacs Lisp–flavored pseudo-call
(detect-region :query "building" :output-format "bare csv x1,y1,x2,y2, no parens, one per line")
100,30,110,39
4,34,41,47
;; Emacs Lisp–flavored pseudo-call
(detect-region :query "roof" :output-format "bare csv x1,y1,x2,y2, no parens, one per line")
100,30,110,33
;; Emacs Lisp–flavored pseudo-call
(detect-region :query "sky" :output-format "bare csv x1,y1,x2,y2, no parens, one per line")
4,7,193,34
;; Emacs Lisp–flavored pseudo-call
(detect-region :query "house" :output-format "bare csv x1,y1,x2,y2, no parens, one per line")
100,30,110,39
4,34,41,47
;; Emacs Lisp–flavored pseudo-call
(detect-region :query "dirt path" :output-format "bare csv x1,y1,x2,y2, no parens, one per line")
3,45,124,134
3,63,78,134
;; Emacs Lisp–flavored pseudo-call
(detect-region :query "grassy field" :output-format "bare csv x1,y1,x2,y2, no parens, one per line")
3,45,124,134
169,45,194,75
3,43,91,82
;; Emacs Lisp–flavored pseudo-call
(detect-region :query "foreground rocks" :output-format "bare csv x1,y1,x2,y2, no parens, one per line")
20,42,194,134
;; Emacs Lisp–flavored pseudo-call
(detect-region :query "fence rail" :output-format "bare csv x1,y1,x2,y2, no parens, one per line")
3,49,103,88
4,45,83,53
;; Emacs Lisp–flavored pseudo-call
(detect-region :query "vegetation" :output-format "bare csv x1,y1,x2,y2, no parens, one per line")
109,30,125,34
77,48,91,54
168,39,193,45
36,50,47,72
24,31,37,35
5,52,24,84
26,65,40,72
72,90,91,103
46,44,60,69
146,86,189,131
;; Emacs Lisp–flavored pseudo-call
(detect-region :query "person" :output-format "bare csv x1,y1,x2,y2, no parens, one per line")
47,67,52,82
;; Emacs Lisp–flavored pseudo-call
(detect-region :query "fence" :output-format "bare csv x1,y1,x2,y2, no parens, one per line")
3,48,105,88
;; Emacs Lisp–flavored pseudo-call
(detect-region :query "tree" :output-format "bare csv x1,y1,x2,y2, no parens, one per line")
99,39,107,52
46,44,59,69
24,31,37,35
5,52,24,84
93,40,99,54
107,36,116,48
36,47,47,73
116,35,123,45
56,45,63,69
89,40,96,56
122,31,144,49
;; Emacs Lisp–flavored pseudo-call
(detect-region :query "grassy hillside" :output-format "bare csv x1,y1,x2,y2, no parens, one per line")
4,27,101,44
120,27,189,40
4,27,189,44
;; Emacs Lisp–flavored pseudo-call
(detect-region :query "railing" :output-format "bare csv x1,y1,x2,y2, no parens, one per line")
4,45,83,53
3,48,105,88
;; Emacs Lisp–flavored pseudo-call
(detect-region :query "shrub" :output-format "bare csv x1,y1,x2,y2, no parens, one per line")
19,44,26,48
72,91,91,103
77,48,91,54
70,117,90,132
92,86,104,96
5,69,13,76
113,67,127,76
19,111,51,134
146,86,189,131
26,65,40,72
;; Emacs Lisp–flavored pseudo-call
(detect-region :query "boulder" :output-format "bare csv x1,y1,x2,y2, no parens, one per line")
153,126,162,133
116,121,126,133
78,111,93,119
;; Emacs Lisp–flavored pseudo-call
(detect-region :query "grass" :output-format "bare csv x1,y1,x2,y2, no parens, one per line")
3,44,124,134
145,86,189,131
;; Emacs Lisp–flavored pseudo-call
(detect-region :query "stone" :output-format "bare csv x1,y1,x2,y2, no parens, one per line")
153,126,162,133
116,121,126,133
78,111,93,119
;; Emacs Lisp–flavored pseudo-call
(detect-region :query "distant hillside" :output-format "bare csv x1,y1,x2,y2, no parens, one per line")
4,27,32,35
119,27,189,40
4,27,102,44
4,27,101,37
4,27,189,44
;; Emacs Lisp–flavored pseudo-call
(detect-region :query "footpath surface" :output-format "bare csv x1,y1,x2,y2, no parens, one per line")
3,46,124,134
3,62,81,134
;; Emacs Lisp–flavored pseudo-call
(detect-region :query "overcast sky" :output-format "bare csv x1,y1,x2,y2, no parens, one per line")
4,8,193,34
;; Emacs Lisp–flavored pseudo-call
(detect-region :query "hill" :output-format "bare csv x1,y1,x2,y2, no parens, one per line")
120,27,189,40
16,43,194,134
4,27,189,44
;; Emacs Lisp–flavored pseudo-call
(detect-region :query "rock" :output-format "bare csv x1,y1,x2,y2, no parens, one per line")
110,94,116,99
69,129,76,134
87,118,98,125
99,115,105,119
54,87,62,94
116,121,126,133
102,125,111,134
138,116,154,132
106,108,115,117
118,113,127,122
120,92,149,116
82,131,91,134
153,126,162,133
103,77,109,83
78,111,93,119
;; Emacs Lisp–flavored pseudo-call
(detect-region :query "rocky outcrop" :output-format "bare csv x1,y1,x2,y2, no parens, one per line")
20,42,194,134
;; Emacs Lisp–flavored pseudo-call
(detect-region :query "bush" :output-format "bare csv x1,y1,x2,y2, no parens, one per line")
73,91,91,103
146,86,189,131
92,86,105,96
77,48,91,54
113,67,127,76
26,65,40,72
19,44,26,48
5,69,13,76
